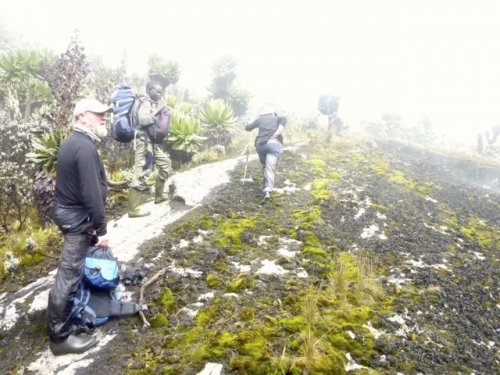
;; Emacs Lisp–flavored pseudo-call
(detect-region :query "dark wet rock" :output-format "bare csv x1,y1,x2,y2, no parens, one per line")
129,361,145,370
240,231,254,244
275,256,295,267
122,265,150,285
254,280,267,291
204,246,223,260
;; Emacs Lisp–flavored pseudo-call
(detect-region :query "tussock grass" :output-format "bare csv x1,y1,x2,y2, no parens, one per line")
272,252,386,373
0,223,59,282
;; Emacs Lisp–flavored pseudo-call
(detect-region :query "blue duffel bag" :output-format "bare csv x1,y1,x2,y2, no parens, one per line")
83,246,120,290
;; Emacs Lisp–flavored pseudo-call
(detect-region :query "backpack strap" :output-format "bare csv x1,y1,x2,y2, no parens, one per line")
70,282,97,328
88,290,146,318
151,137,156,170
70,282,91,317
131,95,151,129
108,300,147,316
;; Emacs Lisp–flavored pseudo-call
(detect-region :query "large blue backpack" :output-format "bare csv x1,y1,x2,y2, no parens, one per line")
70,246,146,329
109,84,137,143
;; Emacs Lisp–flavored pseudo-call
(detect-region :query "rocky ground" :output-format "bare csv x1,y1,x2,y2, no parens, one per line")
1,137,499,374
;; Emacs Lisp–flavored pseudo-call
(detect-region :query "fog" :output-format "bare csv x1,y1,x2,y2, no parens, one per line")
2,0,500,145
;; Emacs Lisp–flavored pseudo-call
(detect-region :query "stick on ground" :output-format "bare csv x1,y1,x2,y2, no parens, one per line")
138,267,167,328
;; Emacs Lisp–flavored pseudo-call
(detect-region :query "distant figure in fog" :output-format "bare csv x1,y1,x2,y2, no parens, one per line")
477,125,500,154
245,112,287,202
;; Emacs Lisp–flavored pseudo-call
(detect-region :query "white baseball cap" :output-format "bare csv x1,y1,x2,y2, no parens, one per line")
73,98,112,119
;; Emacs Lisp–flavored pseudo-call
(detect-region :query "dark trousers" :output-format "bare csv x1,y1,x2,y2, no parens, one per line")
47,232,91,342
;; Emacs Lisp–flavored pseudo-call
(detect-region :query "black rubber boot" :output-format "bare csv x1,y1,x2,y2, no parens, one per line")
50,333,98,356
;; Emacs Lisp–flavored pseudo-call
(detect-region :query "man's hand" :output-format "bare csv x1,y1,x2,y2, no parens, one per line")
153,106,166,117
95,235,110,248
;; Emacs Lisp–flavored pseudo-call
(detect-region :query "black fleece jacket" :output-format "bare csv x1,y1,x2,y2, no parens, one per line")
245,113,287,146
53,131,108,236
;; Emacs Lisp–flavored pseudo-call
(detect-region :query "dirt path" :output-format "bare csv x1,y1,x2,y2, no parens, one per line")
0,152,257,374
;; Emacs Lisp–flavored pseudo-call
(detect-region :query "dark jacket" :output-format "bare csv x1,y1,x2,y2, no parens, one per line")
245,113,287,146
52,131,108,236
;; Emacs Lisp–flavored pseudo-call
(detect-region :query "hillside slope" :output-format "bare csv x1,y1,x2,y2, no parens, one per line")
3,137,499,374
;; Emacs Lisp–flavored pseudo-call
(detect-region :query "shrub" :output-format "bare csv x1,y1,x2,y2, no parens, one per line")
0,110,39,231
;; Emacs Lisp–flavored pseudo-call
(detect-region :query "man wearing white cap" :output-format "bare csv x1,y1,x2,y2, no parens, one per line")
48,98,111,355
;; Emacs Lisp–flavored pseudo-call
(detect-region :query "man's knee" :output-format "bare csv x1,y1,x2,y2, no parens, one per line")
157,169,169,181
156,161,172,179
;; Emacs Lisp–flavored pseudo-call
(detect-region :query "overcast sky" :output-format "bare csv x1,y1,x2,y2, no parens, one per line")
2,0,500,143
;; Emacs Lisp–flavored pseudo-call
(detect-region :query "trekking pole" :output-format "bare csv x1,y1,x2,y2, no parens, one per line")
151,136,156,171
242,143,250,183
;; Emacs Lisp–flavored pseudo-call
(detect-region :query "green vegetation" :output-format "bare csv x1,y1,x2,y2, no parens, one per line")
200,98,235,147
26,130,67,173
168,112,205,154
0,47,55,120
128,245,388,373
0,36,254,281
0,224,59,284
214,216,257,251
459,216,499,248
1,30,498,374
208,55,250,117
147,54,180,87
125,139,403,374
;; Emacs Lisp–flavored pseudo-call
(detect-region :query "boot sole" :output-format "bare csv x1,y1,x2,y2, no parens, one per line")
50,338,98,356
128,212,151,218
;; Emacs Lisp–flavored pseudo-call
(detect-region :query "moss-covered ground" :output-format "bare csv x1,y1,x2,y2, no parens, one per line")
1,136,498,374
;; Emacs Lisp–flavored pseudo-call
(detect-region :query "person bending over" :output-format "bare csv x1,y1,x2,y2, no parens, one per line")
245,111,287,201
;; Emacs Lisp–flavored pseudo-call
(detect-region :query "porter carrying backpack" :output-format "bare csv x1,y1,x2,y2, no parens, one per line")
109,84,137,143
70,246,146,329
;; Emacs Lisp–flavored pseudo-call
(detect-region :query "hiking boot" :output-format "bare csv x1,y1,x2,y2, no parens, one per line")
154,179,168,204
260,191,271,204
168,181,177,196
49,333,98,356
128,188,151,218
